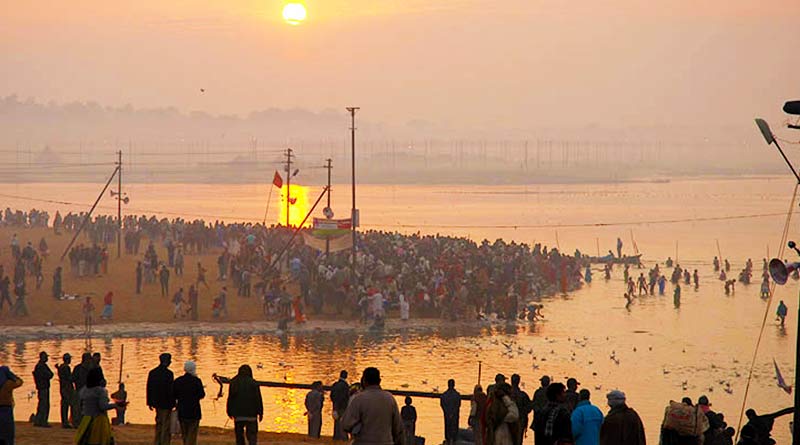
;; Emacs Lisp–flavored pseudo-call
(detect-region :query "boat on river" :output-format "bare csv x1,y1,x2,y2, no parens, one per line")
585,253,643,265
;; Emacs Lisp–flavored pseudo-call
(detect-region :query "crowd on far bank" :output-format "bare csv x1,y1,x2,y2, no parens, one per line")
0,353,792,445
0,207,584,326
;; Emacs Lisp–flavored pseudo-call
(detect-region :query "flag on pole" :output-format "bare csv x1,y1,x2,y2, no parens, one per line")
774,359,792,394
272,171,283,189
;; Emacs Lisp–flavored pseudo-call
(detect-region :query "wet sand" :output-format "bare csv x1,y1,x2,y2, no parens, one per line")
14,421,334,445
0,316,490,341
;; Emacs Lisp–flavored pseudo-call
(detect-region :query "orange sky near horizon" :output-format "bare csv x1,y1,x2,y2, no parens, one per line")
2,0,799,130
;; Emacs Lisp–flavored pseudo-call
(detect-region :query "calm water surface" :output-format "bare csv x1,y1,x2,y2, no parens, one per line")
1,177,799,443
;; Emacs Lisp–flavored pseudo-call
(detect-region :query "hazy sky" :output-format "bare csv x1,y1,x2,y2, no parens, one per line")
3,0,799,131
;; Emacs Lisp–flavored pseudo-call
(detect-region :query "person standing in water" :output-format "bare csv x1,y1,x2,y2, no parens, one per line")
673,283,681,308
616,238,623,259
693,270,699,290
658,275,666,295
777,300,788,327
636,274,647,296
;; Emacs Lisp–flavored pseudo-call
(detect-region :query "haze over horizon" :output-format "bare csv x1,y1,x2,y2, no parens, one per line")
3,0,800,135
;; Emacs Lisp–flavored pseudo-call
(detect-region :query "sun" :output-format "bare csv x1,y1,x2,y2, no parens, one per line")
282,3,307,25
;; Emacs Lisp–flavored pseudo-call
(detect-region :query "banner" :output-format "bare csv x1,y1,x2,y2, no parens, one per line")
302,231,353,253
312,218,352,237
313,218,352,230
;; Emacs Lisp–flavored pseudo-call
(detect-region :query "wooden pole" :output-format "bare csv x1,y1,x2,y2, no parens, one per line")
212,374,471,401
478,361,482,386
60,167,119,262
118,344,124,384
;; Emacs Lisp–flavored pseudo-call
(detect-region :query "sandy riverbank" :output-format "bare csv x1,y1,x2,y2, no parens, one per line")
0,226,542,339
14,421,335,445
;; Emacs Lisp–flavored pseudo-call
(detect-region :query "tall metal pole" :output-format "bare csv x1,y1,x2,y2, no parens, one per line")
117,150,122,258
346,107,359,291
324,158,332,256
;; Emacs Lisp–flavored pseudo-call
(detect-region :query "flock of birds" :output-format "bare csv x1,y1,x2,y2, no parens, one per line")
229,333,768,398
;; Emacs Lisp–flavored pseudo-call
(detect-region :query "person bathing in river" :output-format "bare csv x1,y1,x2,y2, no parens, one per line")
637,274,647,296
658,275,667,295
724,279,736,295
777,300,788,327
673,283,681,308
693,270,699,290
760,277,771,299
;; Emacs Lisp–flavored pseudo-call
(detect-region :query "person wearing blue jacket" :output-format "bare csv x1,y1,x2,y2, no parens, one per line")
571,389,604,445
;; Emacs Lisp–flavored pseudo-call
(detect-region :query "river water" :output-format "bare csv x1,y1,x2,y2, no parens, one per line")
1,176,799,444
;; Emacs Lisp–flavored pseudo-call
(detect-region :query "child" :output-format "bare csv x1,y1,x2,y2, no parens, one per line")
401,396,417,445
110,382,127,425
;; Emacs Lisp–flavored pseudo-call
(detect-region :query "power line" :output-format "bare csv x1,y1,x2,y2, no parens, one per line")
0,191,791,229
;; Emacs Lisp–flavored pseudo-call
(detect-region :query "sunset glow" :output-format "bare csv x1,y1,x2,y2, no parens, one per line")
279,184,311,227
282,3,307,25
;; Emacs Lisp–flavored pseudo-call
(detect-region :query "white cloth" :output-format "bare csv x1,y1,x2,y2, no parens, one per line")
399,295,409,320
493,396,520,445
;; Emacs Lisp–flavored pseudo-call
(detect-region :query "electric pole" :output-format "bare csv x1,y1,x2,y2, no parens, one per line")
324,158,332,256
346,106,359,290
285,148,294,228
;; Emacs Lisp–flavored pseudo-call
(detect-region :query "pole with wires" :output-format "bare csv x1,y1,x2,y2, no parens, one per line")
60,167,119,262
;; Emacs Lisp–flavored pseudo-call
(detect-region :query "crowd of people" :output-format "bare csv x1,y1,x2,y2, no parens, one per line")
0,350,794,445
0,206,587,325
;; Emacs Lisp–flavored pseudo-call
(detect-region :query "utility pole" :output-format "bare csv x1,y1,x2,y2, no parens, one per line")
324,158,332,256
117,150,122,258
346,106,359,290
285,148,294,228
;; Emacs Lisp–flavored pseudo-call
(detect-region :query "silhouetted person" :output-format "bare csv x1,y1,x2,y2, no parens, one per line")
33,351,54,427
146,353,175,445
227,364,264,445
331,370,350,440
441,379,461,445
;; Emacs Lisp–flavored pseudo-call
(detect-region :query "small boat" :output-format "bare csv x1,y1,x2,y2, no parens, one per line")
585,254,643,265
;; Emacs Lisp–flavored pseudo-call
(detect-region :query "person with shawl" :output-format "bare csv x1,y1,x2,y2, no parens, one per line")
75,367,126,445
485,383,520,445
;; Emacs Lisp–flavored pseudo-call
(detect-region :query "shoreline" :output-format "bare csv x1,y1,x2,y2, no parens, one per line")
13,422,334,445
0,317,504,341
